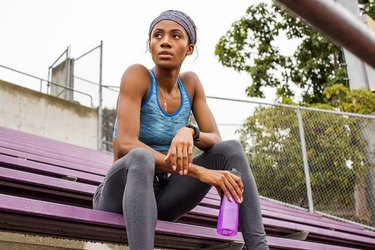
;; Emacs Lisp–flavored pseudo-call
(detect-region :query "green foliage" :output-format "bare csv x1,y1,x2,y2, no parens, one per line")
239,103,370,208
239,106,308,204
324,84,375,114
360,0,375,17
239,85,375,211
215,1,374,104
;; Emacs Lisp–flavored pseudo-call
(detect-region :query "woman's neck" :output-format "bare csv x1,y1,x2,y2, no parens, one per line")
153,67,180,91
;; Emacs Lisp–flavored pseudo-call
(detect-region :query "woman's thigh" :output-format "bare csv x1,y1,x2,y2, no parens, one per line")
155,145,224,221
156,140,248,221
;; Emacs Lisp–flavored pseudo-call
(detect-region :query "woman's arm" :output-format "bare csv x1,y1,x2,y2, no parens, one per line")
116,64,148,157
163,71,221,175
179,72,244,202
185,71,222,150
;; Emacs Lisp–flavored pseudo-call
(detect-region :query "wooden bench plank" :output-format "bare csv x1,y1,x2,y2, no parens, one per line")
0,132,112,164
0,167,96,196
206,190,366,234
188,203,375,246
0,147,108,176
264,217,375,247
208,189,367,231
266,237,357,250
260,209,375,238
0,194,244,249
189,201,375,239
0,141,110,171
0,138,111,164
0,154,103,184
0,127,112,161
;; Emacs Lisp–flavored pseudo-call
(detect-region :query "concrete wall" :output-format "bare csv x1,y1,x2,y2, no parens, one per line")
0,231,128,250
0,80,98,150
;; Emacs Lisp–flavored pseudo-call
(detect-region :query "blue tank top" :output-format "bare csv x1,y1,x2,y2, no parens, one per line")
113,69,192,152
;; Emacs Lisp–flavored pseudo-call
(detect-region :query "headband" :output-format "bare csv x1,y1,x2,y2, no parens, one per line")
149,10,196,44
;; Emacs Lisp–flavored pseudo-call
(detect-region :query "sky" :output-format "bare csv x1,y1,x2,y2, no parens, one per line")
1,0,271,140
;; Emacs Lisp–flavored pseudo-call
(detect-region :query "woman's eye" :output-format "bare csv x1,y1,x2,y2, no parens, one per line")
173,34,181,39
154,33,162,38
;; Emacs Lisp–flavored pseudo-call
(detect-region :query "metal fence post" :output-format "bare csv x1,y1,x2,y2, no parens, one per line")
98,41,104,151
297,108,314,213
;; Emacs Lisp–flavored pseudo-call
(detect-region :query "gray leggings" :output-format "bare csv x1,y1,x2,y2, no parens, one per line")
93,140,268,250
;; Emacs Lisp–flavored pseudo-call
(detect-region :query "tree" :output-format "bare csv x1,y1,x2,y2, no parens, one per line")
324,84,375,114
215,0,375,104
238,85,375,222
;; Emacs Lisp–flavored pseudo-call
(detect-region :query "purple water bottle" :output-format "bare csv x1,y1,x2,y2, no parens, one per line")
217,168,241,236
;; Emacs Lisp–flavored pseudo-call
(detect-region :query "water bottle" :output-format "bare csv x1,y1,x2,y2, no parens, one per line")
217,168,241,236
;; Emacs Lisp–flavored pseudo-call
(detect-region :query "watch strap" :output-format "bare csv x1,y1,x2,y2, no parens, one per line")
186,124,200,141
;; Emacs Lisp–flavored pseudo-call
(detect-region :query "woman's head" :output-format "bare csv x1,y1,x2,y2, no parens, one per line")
148,10,197,68
149,10,197,45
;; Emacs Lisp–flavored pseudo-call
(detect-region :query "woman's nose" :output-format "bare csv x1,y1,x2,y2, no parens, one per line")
161,36,172,47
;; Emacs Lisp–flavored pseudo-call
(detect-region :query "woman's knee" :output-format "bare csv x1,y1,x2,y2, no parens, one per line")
127,148,155,177
214,139,244,155
215,140,249,169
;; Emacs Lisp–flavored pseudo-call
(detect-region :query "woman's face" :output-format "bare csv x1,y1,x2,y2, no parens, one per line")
149,20,194,69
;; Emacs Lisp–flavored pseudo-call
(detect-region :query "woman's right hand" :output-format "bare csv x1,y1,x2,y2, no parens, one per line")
199,169,244,204
164,127,194,175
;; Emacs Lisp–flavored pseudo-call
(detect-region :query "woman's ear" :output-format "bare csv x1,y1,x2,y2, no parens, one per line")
147,40,151,53
186,44,194,56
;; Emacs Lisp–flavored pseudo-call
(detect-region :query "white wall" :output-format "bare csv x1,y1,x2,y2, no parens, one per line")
0,80,98,149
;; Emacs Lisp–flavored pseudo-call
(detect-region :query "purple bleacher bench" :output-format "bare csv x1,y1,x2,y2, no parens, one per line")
1,126,375,249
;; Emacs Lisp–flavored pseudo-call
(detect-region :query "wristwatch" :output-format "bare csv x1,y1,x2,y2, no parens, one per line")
186,124,200,141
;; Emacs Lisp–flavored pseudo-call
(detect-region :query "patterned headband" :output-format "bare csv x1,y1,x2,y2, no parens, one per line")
149,10,196,44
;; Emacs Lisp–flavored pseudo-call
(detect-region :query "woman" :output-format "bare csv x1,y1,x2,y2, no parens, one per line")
93,10,269,250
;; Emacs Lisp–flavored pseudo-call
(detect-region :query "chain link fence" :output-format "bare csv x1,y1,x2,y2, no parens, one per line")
236,101,375,229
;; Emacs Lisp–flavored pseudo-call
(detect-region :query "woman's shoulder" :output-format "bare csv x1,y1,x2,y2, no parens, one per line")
123,64,150,78
179,71,204,102
120,64,151,87
179,71,202,90
180,71,199,83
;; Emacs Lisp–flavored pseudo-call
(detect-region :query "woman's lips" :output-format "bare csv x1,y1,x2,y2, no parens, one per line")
158,51,173,59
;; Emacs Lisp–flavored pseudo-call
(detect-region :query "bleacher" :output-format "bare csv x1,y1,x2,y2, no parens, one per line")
1,126,374,249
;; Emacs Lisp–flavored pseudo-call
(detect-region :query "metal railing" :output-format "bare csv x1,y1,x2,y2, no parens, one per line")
0,64,93,107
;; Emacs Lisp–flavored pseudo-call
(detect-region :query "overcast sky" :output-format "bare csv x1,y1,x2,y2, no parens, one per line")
1,0,272,139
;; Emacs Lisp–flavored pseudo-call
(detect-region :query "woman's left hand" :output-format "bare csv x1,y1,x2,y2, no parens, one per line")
198,169,243,204
164,127,194,175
